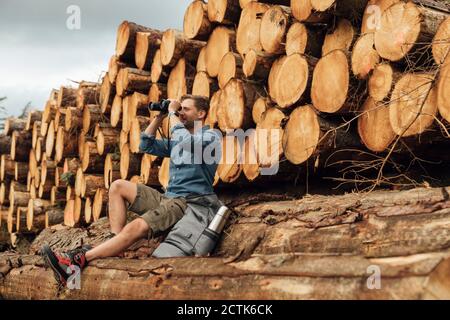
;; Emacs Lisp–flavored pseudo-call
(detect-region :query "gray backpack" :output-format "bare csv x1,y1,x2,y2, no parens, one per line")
152,193,224,258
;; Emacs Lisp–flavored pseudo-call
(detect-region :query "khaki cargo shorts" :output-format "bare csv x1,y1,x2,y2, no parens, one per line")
128,184,187,238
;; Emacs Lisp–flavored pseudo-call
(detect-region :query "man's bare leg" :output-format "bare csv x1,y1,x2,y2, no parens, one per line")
85,218,149,261
85,179,147,262
108,180,138,234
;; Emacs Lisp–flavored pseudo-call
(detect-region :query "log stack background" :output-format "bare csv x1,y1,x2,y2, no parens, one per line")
0,0,450,299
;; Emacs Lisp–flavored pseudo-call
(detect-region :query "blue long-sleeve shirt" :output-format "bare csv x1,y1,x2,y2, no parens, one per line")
139,123,222,198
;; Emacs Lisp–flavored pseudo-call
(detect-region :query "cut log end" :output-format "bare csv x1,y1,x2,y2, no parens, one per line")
358,97,396,152
389,73,437,137
282,105,319,165
311,50,349,113
351,33,380,79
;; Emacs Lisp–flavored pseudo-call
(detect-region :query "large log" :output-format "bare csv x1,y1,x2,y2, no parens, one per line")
242,49,276,80
208,0,241,25
311,49,366,113
389,72,437,137
167,58,195,100
260,5,293,55
358,97,396,152
3,118,26,136
0,155,15,182
150,49,170,84
374,1,448,62
219,78,262,130
64,107,83,132
99,74,116,114
218,52,244,89
76,81,99,109
192,71,219,98
54,126,79,163
116,68,152,97
134,30,163,70
120,144,142,180
25,110,42,131
1,185,450,299
268,54,315,108
104,153,121,189
81,141,105,174
367,62,402,102
10,130,32,161
57,86,77,108
108,55,127,85
205,26,236,78
82,104,103,133
290,0,332,23
0,134,12,154
432,16,450,65
437,56,450,122
361,0,399,34
351,33,380,79
184,0,212,41
160,29,205,68
115,21,154,64
322,19,356,56
96,124,120,156
236,2,270,56
285,22,325,57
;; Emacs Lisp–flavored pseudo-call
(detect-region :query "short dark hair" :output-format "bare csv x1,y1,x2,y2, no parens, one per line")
180,95,210,115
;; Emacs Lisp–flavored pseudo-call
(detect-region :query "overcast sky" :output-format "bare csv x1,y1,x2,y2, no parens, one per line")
0,0,190,117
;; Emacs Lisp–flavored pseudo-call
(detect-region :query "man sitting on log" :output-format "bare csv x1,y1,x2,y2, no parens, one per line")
41,95,223,287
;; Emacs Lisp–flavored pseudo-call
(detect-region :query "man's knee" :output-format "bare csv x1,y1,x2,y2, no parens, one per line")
109,180,136,203
122,218,150,239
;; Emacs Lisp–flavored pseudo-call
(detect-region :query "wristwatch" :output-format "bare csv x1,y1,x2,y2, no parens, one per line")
168,111,178,117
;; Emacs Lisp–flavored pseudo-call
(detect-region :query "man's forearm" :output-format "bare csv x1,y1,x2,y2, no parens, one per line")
144,114,165,136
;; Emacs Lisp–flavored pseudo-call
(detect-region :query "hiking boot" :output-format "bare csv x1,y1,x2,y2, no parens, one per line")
41,244,92,287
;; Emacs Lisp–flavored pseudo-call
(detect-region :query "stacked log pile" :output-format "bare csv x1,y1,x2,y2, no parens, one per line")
0,0,449,299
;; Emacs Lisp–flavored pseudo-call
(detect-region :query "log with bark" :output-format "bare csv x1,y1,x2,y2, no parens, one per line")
205,26,236,78
268,54,316,108
374,1,448,62
3,118,26,136
25,110,43,132
192,71,219,98
76,81,99,109
260,5,293,55
82,104,103,134
55,126,79,163
437,54,450,122
1,186,450,299
10,130,32,161
150,49,170,84
96,124,120,156
184,0,212,41
134,30,163,70
167,58,195,100
285,22,326,57
218,52,244,89
311,49,366,113
388,72,437,137
99,74,116,114
57,86,77,108
219,78,262,130
242,49,276,80
208,0,241,26
160,29,205,68
115,21,155,64
116,68,152,97
104,153,121,189
236,2,270,56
